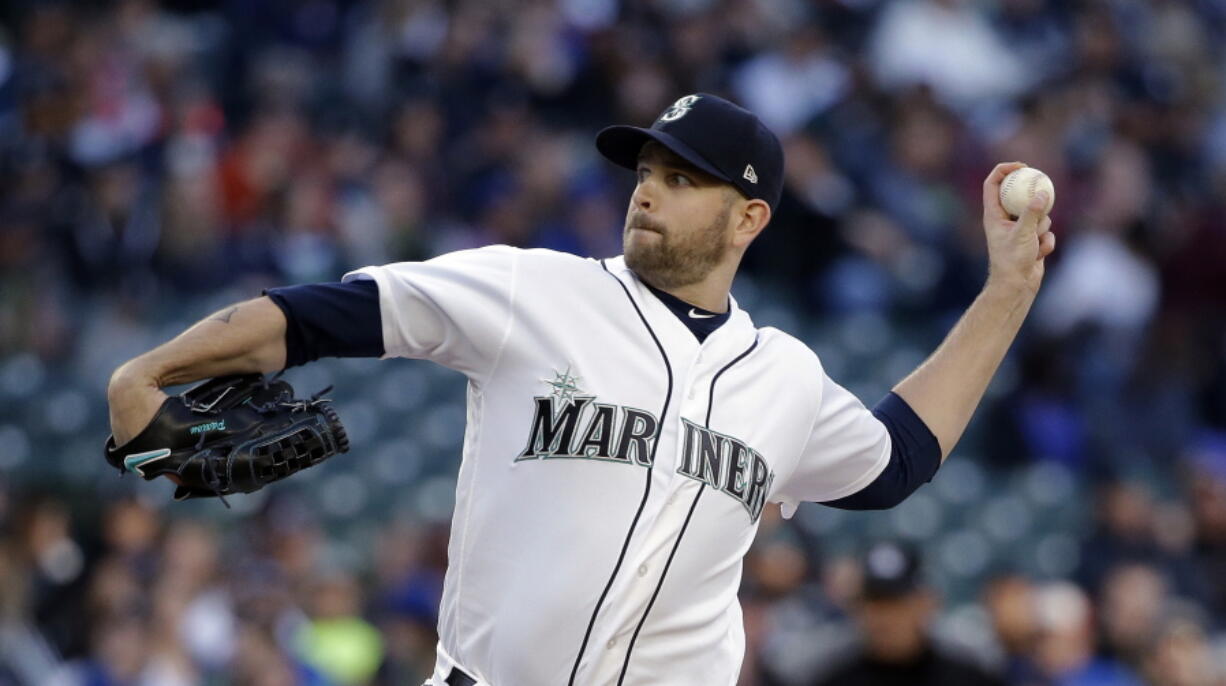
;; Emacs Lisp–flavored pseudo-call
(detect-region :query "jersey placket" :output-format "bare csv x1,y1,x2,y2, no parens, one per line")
583,339,720,684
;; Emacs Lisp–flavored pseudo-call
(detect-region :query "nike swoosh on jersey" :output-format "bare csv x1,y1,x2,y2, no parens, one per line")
688,308,716,319
123,448,172,476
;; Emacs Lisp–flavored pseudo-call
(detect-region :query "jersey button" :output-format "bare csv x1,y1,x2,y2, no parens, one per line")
637,563,648,577
607,638,617,649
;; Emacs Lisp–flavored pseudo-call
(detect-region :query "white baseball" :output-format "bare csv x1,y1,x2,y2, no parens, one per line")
999,167,1055,218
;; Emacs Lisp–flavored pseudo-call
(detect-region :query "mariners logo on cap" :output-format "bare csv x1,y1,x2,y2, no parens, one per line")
659,94,701,122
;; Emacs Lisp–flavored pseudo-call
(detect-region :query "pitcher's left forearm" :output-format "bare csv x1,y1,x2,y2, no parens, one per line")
892,279,1037,461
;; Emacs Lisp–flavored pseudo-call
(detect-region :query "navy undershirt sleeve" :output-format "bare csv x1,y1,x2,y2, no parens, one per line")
821,392,942,510
263,280,384,369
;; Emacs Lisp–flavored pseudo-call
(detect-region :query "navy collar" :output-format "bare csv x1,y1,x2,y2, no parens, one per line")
640,281,730,343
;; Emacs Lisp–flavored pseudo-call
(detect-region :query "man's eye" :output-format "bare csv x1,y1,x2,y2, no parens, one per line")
636,167,650,181
670,173,691,186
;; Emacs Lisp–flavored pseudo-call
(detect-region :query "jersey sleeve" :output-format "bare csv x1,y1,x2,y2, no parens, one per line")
819,393,941,510
342,245,519,379
774,366,892,518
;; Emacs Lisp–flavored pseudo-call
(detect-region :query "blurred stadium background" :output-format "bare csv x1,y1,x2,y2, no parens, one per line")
2,0,1226,684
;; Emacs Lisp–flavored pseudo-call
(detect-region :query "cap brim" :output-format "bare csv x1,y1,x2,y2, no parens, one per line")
595,125,730,184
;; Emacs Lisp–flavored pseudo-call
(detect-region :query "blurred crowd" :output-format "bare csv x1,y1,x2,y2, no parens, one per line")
1,490,449,686
2,0,1226,683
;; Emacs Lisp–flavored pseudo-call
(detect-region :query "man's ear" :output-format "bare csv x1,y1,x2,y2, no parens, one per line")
732,198,771,249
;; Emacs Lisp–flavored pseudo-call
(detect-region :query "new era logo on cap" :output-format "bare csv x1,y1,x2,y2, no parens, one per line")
743,164,757,184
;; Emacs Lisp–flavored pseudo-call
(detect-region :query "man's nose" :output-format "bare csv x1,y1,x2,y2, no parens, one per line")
632,181,654,211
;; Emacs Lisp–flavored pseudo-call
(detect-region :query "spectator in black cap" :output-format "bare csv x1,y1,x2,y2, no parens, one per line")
810,541,1005,686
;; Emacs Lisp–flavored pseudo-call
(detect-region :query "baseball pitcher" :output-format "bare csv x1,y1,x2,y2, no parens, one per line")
105,94,1055,685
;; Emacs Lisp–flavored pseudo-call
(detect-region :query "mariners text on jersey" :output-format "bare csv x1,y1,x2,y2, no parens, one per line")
517,395,659,468
516,393,776,522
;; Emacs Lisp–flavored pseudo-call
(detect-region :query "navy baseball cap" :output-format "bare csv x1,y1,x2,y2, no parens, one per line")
596,93,785,211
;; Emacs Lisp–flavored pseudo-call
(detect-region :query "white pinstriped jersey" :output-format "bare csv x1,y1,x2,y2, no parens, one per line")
344,246,890,685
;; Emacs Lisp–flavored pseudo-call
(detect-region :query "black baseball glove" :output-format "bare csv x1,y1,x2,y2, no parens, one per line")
104,373,349,505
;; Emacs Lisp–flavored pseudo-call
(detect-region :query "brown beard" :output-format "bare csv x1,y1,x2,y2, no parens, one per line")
623,198,733,289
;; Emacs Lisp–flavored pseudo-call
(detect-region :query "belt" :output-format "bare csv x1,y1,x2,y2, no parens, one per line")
445,666,478,686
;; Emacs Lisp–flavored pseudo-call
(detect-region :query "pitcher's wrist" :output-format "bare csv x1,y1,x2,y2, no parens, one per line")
983,272,1040,308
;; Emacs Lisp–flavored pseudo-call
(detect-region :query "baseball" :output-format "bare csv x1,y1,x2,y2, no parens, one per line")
999,167,1055,218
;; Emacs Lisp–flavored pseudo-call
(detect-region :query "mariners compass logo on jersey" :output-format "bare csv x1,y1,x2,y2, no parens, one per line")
517,364,776,522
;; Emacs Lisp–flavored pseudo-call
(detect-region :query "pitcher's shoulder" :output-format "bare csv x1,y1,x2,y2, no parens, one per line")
518,248,622,279
755,326,826,378
434,245,603,275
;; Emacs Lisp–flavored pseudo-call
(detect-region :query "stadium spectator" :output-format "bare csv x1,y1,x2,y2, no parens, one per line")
810,541,1005,686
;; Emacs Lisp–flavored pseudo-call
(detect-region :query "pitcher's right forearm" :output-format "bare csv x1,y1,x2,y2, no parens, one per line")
106,296,287,447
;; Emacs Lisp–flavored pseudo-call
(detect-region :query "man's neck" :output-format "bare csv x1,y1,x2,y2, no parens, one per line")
634,263,736,313
639,281,731,343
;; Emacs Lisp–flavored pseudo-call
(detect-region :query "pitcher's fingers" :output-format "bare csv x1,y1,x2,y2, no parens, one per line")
983,162,1028,219
1017,190,1050,235
1037,216,1052,237
1038,229,1056,259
